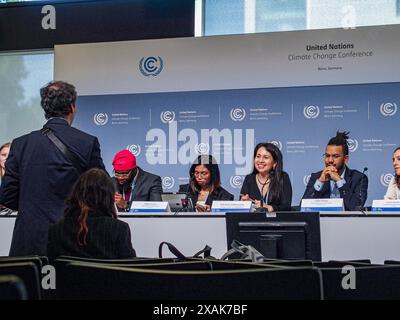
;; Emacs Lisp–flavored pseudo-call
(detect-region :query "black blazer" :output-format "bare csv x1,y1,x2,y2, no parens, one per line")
240,171,292,212
301,166,368,211
47,216,136,261
178,184,234,206
113,167,163,212
0,118,105,256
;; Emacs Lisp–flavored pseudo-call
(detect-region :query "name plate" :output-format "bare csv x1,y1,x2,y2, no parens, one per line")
129,201,170,213
211,201,253,213
301,198,344,212
372,200,400,212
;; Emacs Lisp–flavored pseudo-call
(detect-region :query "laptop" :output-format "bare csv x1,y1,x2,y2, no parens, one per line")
161,193,194,212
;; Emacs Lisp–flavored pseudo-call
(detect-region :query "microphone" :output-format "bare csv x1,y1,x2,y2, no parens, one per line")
358,167,368,213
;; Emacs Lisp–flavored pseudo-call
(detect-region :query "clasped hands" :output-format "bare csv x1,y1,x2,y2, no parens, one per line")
319,165,341,183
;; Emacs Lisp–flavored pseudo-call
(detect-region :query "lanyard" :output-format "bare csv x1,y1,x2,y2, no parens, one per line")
260,186,269,204
122,169,139,203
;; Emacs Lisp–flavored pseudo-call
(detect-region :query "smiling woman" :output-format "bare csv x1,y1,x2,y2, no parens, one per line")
240,142,292,212
384,147,400,200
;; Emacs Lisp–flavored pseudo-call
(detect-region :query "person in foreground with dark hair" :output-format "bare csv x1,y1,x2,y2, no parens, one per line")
179,155,234,212
240,143,292,212
302,131,368,211
384,147,400,200
47,168,136,260
0,81,105,256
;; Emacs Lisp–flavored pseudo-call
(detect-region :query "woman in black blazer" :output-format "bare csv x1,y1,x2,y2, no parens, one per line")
179,155,234,212
240,142,292,212
47,168,136,260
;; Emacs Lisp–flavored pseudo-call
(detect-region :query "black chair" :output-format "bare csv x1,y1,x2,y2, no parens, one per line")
0,256,44,272
0,275,28,300
54,259,213,271
320,265,400,300
56,255,178,265
384,260,400,265
56,262,323,300
314,260,377,268
0,262,41,300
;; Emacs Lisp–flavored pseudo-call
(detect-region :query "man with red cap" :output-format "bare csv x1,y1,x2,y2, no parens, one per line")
112,149,163,211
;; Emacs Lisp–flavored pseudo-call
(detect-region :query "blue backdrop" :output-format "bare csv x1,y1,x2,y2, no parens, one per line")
74,82,399,206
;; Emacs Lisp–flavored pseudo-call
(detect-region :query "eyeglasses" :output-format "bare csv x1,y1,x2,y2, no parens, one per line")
194,171,209,178
114,170,132,178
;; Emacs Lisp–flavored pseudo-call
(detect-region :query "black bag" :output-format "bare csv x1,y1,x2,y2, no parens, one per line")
221,240,265,262
158,242,214,260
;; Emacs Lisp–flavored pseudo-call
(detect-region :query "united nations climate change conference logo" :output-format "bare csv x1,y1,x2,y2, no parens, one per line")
160,111,175,124
195,143,210,155
380,102,397,117
380,173,393,187
162,177,175,190
230,108,246,121
126,144,141,157
270,140,283,151
303,106,320,119
230,176,244,189
93,113,108,126
347,139,358,153
139,56,164,77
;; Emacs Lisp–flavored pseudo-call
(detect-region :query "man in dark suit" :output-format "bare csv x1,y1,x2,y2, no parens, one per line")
112,149,163,211
0,81,105,256
302,131,368,211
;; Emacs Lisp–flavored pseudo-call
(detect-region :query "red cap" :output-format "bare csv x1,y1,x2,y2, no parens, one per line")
112,150,137,171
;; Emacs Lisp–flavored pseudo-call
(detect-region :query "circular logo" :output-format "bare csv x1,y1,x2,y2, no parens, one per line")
162,176,175,190
194,143,210,155
93,113,108,126
303,106,320,119
380,102,398,117
126,144,141,157
139,56,164,77
303,174,311,187
380,173,393,187
160,111,176,123
347,139,358,153
270,140,283,151
230,108,246,121
230,175,244,189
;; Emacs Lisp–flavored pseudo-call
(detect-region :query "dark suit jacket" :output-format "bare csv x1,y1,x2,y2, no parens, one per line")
47,216,136,261
0,118,105,256
301,166,368,211
240,172,292,211
113,167,163,212
178,184,234,207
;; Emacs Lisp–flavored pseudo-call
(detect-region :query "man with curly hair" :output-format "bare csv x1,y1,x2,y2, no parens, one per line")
0,81,105,256
302,131,368,211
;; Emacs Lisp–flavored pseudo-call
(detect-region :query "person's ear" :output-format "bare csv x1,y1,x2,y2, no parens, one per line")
70,103,76,115
344,154,349,165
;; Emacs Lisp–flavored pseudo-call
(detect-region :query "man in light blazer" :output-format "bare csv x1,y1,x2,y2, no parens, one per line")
112,150,163,212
